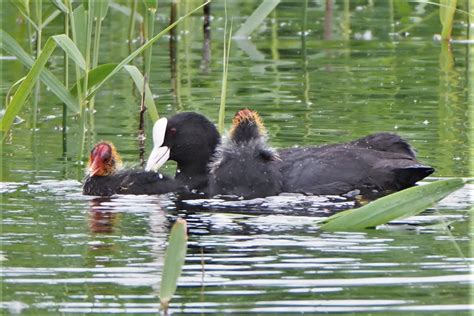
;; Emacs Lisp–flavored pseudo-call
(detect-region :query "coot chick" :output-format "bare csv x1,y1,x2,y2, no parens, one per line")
208,109,283,199
83,142,177,196
146,112,221,192
278,133,435,196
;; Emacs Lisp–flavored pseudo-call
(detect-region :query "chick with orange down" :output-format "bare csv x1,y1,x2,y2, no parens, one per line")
83,141,177,196
208,109,283,198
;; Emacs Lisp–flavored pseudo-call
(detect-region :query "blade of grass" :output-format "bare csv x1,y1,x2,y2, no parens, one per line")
41,6,62,28
142,0,158,80
218,5,232,134
91,0,109,68
123,65,159,121
160,218,188,312
320,178,465,231
69,63,158,121
72,4,87,57
70,63,116,95
87,1,209,100
50,0,69,14
0,30,79,112
233,0,280,39
1,37,56,132
52,34,86,70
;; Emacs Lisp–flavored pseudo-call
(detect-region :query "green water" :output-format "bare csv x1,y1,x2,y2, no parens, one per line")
1,1,472,315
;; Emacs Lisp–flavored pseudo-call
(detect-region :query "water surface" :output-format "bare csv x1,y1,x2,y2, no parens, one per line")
1,1,472,314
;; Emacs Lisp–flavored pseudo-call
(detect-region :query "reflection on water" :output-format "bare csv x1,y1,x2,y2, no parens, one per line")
1,0,472,314
1,180,472,314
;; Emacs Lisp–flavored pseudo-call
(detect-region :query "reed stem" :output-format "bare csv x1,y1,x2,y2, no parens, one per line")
128,0,138,53
441,0,457,41
32,0,42,130
63,9,69,159
67,0,84,110
218,4,232,134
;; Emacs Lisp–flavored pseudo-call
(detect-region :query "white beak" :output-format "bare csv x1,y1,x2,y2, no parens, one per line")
145,117,170,171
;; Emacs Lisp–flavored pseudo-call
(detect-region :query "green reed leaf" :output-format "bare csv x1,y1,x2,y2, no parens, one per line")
52,34,86,70
160,219,188,310
41,7,62,28
87,1,209,99
69,63,158,121
90,0,109,20
123,65,159,121
72,4,87,56
0,30,79,113
70,63,115,95
218,3,232,134
49,0,68,13
233,0,280,39
1,37,56,132
321,178,465,231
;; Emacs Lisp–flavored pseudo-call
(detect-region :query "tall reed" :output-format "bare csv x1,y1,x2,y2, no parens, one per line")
218,4,232,134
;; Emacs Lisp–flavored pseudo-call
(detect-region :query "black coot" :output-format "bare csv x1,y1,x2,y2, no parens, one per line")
208,109,282,198
150,110,434,198
82,142,177,196
146,112,221,192
278,133,434,196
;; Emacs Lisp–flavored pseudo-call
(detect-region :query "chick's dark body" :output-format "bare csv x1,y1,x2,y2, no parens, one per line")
209,139,283,199
83,170,178,196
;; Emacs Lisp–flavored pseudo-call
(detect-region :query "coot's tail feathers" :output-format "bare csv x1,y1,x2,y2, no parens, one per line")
394,165,435,189
352,133,417,158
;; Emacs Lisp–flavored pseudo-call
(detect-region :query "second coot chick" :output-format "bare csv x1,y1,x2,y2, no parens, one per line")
83,142,177,196
208,109,283,199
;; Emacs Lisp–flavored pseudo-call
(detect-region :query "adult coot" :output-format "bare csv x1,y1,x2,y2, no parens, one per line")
278,133,434,196
149,110,434,198
208,109,283,198
146,112,221,192
83,141,177,196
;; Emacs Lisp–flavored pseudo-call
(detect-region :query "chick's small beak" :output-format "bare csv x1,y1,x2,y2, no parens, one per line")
88,155,104,176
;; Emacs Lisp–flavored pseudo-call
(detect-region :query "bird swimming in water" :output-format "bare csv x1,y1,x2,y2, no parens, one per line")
146,109,435,199
208,109,283,199
82,140,177,196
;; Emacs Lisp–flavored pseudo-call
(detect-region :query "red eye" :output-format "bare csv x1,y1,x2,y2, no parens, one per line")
170,127,177,134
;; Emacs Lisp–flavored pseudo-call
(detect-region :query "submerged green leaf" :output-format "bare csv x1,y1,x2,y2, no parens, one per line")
160,219,188,309
1,37,56,132
321,179,465,231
